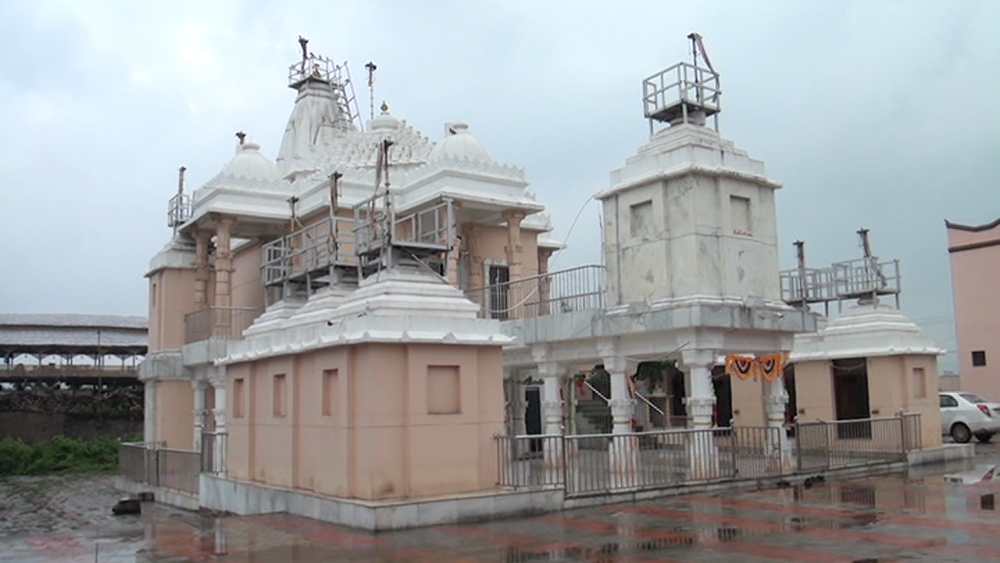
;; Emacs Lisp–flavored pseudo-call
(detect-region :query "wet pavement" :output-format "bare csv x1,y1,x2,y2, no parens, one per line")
5,443,1000,562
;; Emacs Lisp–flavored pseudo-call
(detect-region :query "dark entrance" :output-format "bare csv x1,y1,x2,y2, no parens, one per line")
669,369,687,427
785,364,797,423
832,357,872,439
524,386,542,452
712,366,732,427
488,264,510,320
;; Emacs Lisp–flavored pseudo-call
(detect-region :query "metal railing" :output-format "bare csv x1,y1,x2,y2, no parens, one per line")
118,441,160,485
201,431,228,475
467,264,606,320
495,434,565,489
260,216,357,286
157,448,200,493
167,192,191,228
796,414,922,472
643,61,721,120
779,258,901,306
118,441,200,495
184,306,262,344
353,197,453,256
495,414,921,498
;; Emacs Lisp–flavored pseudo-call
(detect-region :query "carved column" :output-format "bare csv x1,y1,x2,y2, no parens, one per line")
533,345,565,470
192,379,208,451
208,367,227,475
537,247,555,315
143,380,157,444
194,229,212,306
463,223,483,290
681,348,720,479
501,209,525,282
446,202,462,286
213,216,234,335
599,339,638,480
763,376,793,474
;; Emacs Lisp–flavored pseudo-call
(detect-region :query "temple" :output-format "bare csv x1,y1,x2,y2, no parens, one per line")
127,36,952,530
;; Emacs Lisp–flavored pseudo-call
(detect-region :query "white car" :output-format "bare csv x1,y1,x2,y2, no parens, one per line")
939,392,1000,444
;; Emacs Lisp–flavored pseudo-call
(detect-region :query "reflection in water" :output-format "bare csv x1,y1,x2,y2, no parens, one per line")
106,462,1000,563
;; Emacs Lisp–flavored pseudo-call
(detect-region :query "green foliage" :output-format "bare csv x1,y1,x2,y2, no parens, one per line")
0,435,121,476
633,360,683,393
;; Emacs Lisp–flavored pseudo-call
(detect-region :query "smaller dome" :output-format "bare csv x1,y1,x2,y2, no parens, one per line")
369,101,401,132
222,139,281,182
428,122,492,163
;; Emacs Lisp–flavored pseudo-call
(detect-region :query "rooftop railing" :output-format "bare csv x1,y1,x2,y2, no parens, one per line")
643,61,721,122
261,216,356,287
780,258,901,307
184,306,262,345
466,264,606,320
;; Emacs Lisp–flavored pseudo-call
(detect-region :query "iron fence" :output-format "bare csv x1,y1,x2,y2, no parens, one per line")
184,306,262,344
796,414,921,472
496,414,921,498
495,434,564,489
467,264,606,320
118,441,200,495
201,431,227,475
157,448,200,494
118,441,159,485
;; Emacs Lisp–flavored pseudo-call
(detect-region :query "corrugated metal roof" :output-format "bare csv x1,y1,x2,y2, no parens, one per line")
0,314,147,329
0,315,147,353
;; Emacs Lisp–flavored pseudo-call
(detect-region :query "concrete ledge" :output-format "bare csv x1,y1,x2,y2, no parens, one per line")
907,444,974,465
114,477,200,511
199,474,564,531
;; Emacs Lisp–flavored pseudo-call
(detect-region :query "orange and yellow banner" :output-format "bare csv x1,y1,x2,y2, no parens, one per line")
725,353,785,382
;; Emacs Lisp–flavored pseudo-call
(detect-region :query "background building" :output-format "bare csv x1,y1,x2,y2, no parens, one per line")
946,218,1000,399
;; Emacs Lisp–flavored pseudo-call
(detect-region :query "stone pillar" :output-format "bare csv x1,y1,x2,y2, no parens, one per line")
463,223,484,295
537,247,555,316
763,376,794,474
599,339,638,480
447,235,462,286
192,379,208,452
533,345,565,471
213,216,234,335
209,368,227,475
501,209,525,282
446,202,462,286
194,229,212,306
681,348,719,479
143,380,157,443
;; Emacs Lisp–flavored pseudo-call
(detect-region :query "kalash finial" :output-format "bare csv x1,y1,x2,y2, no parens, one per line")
235,131,246,145
380,101,389,113
298,35,309,61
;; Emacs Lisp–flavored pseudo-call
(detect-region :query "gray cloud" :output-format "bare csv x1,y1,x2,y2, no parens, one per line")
1,0,997,373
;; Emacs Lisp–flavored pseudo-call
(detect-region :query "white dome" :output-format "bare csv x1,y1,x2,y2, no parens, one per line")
428,122,492,162
222,140,281,182
791,301,944,362
369,102,402,132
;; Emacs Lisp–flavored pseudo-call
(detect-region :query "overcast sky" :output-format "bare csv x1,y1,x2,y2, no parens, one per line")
1,0,997,371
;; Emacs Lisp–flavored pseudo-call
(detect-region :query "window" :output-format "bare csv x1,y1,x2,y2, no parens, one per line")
273,374,286,417
233,378,245,418
972,350,987,367
730,195,752,235
427,365,460,414
940,394,958,408
322,369,338,416
629,200,653,238
912,367,926,399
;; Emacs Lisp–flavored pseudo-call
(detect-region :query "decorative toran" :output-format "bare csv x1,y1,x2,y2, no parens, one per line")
724,354,786,382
